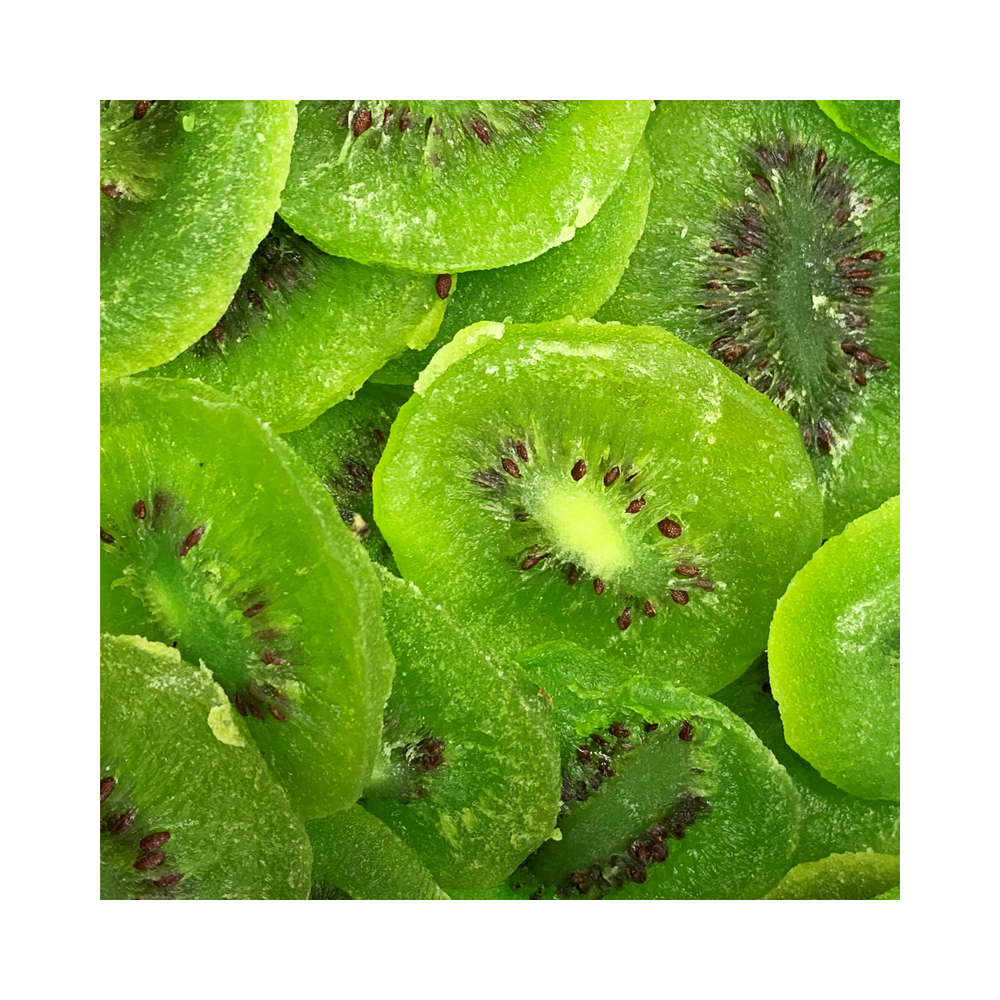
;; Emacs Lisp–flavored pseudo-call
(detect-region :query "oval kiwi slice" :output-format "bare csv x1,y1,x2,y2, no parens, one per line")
100,378,395,819
101,100,297,381
280,100,652,272
763,851,900,900
101,634,312,899
147,217,449,432
374,318,823,694
596,100,899,537
769,495,900,801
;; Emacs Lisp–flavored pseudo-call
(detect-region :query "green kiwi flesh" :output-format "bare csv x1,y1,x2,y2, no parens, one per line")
817,100,900,164
360,569,561,892
148,217,449,432
307,805,449,899
714,655,899,863
101,101,297,381
280,101,652,272
101,634,312,899
763,851,900,900
373,318,823,694
371,140,653,386
769,496,900,801
596,101,899,537
100,378,395,820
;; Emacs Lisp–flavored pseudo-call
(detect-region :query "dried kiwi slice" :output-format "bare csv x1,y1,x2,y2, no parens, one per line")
817,100,900,164
596,101,899,537
769,495,900,801
763,851,900,900
359,570,561,893
101,100,297,381
371,140,653,386
374,318,823,694
714,655,899,863
101,634,312,899
148,217,449,433
100,378,394,820
307,805,449,900
280,100,652,272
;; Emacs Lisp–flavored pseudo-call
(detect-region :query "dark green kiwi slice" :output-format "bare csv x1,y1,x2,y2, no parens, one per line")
506,643,800,899
769,495,900,801
307,805,449,899
371,140,653,386
359,569,561,893
101,634,312,899
101,101,297,381
596,101,899,537
714,655,899,863
100,378,395,820
817,100,900,163
763,851,900,900
373,318,823,694
146,217,449,432
283,381,410,573
280,101,652,272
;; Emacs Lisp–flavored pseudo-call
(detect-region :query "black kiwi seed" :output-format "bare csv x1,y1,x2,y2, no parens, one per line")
178,523,206,558
435,274,452,299
603,466,620,486
501,458,522,479
571,460,587,481
132,499,147,520
657,517,682,538
625,497,646,514
133,100,153,120
679,721,694,742
133,851,167,871
100,528,115,544
594,578,605,595
617,608,632,631
100,776,115,802
105,808,137,835
139,831,171,851
643,601,657,617
670,589,689,605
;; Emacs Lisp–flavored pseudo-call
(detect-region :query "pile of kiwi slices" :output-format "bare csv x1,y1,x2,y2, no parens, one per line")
100,99,900,900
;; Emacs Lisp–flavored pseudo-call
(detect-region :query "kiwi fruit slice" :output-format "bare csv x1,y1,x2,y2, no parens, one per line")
769,495,900,801
101,100,297,381
100,378,395,820
101,633,312,899
506,642,801,899
147,217,450,433
763,851,900,900
374,318,823,694
307,805,449,899
596,101,899,537
359,569,561,893
714,655,899,863
371,140,653,387
279,101,652,272
283,380,410,573
817,100,900,164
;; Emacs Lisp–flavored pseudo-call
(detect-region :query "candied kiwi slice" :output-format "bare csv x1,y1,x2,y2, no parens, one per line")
596,101,899,537
769,495,900,801
100,378,395,820
307,805,449,900
101,634,312,899
359,569,561,893
763,852,900,900
509,643,801,899
100,100,297,381
371,140,653,386
280,100,652,272
817,100,900,164
148,217,450,433
373,318,823,695
714,655,899,863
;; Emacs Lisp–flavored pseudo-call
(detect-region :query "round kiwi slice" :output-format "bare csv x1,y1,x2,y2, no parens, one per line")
596,101,899,537
763,851,900,900
817,100,900,164
370,140,653,387
714,655,899,863
373,318,823,694
507,642,801,899
769,495,900,801
359,569,561,893
307,805,449,900
100,378,395,820
101,100,297,381
146,217,450,432
279,101,652,272
101,633,312,899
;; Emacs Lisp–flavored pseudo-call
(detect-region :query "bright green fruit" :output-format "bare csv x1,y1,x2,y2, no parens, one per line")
769,496,900,801
875,884,900,899
764,851,900,900
597,101,899,537
148,217,448,433
817,100,900,163
374,318,823,694
100,378,394,820
101,100,297,381
101,634,312,899
280,101,652,272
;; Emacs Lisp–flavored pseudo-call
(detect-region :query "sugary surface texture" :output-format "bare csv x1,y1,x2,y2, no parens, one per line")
764,851,900,900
